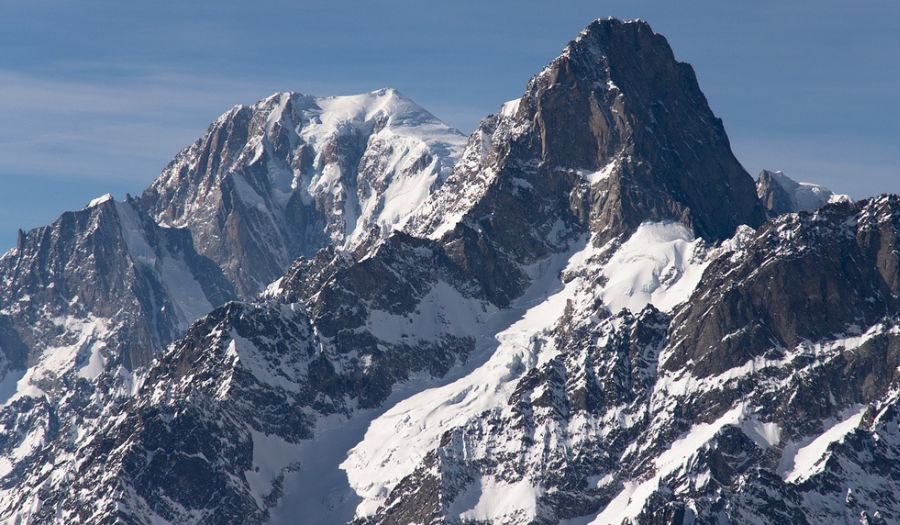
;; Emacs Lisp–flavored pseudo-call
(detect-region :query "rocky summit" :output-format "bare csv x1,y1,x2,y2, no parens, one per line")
0,17,896,525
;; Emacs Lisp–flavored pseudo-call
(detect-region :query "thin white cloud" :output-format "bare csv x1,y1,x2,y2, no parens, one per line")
0,67,454,183
0,68,293,182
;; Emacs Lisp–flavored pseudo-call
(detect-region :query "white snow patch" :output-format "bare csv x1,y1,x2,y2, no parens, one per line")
87,193,113,208
11,426,46,461
583,159,618,184
500,98,521,118
267,412,377,524
0,368,25,405
426,210,466,240
794,181,839,211
245,430,305,509
76,342,107,380
781,405,866,483
157,256,214,329
0,425,46,477
261,277,285,298
34,317,107,379
761,170,848,213
600,222,708,313
450,477,543,522
587,473,615,489
1,315,109,407
295,89,465,248
349,136,448,244
828,193,853,204
116,201,156,266
116,201,213,328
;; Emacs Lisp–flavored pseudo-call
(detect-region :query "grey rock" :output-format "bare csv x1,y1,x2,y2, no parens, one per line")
756,169,845,217
0,196,234,371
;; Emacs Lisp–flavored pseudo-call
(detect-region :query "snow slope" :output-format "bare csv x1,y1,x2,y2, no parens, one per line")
344,222,719,517
597,222,709,313
782,405,867,483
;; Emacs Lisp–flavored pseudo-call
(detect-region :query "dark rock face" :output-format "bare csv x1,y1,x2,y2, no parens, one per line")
4,302,319,525
666,196,900,377
0,197,236,523
409,17,765,257
0,197,234,371
561,19,765,241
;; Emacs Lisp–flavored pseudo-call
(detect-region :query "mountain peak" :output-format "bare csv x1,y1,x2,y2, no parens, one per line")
561,17,666,69
574,16,653,40
756,169,849,216
86,193,114,209
410,16,764,251
143,88,466,295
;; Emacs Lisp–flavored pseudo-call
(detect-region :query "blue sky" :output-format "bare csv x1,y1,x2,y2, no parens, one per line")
1,1,898,249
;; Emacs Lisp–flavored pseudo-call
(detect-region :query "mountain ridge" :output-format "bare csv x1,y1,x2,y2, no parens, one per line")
142,87,466,296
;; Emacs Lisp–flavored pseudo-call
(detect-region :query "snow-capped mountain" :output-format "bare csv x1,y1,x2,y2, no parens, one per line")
142,88,466,296
756,169,850,217
1,16,897,525
367,196,900,524
0,89,466,522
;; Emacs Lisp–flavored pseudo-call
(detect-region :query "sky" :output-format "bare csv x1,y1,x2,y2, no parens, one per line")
1,1,898,249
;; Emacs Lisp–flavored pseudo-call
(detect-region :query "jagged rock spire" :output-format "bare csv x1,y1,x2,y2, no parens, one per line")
411,18,764,258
